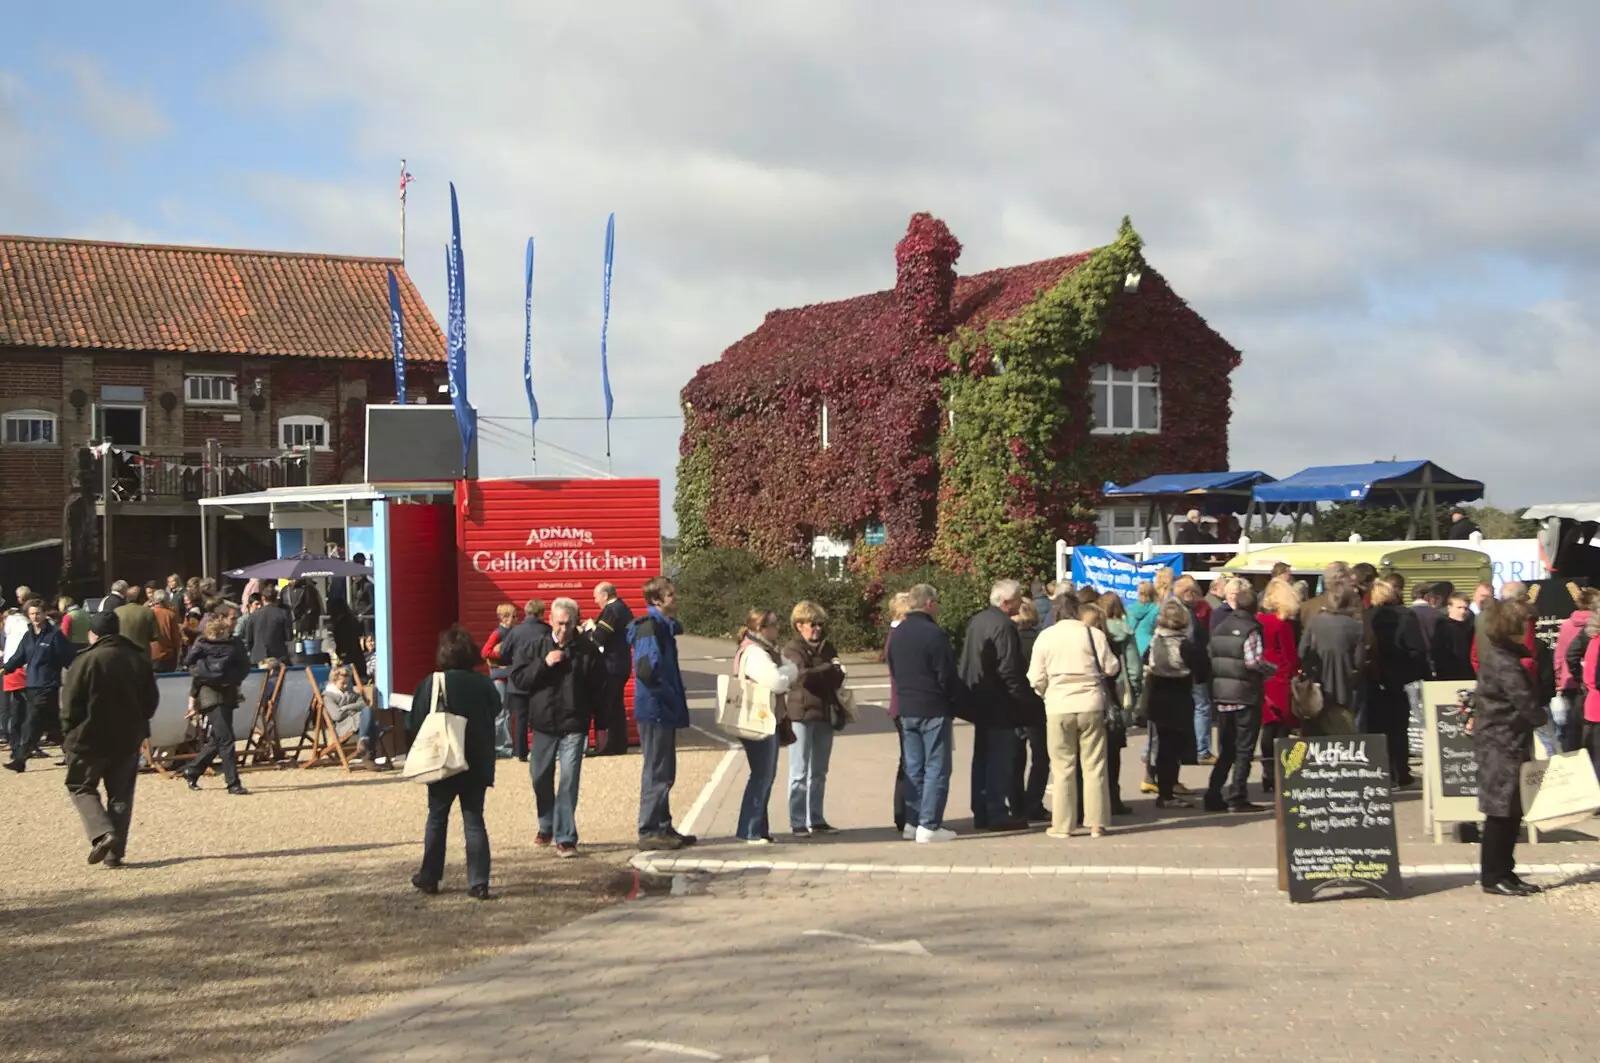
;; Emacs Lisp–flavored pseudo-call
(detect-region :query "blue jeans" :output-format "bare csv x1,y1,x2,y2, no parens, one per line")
1192,683,1214,759
900,715,954,831
357,704,386,755
788,720,834,829
530,730,586,846
738,734,779,840
493,678,513,756
971,725,1019,825
637,722,678,836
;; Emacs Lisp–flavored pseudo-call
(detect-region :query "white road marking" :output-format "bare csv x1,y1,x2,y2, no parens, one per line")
803,929,930,955
678,723,739,839
624,1040,723,1059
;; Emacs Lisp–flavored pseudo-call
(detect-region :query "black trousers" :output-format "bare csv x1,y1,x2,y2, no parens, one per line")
1154,723,1183,800
1207,709,1261,807
1372,686,1414,784
1008,724,1049,816
1259,721,1291,793
1561,692,1585,753
8,687,58,766
186,703,240,787
509,698,531,760
65,750,140,858
1480,786,1523,887
0,688,21,746
892,717,917,830
597,672,630,755
420,773,490,889
1107,741,1123,805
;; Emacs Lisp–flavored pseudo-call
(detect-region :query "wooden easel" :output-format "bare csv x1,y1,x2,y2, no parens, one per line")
243,663,287,767
293,668,355,770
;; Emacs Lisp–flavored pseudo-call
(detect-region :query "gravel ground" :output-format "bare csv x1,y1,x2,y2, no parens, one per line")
0,734,725,1063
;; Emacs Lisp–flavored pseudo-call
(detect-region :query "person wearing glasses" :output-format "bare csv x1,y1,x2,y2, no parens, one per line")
782,600,846,835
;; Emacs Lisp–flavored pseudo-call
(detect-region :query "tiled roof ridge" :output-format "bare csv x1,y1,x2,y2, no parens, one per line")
0,233,404,266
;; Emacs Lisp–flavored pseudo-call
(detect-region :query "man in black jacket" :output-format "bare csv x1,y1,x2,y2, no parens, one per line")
59,611,159,866
591,582,635,755
2,599,77,772
886,584,968,842
499,599,550,762
960,580,1038,832
512,598,603,856
248,586,295,665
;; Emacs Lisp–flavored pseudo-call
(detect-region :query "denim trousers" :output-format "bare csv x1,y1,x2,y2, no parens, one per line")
530,730,586,846
900,715,954,831
891,717,917,830
493,679,513,754
1192,683,1214,759
356,704,386,755
637,722,678,836
420,773,490,889
971,724,1019,825
737,734,779,840
787,720,834,829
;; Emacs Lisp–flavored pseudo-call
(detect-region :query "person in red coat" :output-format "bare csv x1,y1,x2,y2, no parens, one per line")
1257,579,1303,794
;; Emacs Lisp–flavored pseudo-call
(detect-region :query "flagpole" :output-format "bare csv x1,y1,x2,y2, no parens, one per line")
399,158,408,263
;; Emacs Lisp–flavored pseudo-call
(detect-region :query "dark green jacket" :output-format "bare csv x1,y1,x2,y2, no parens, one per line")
408,669,501,787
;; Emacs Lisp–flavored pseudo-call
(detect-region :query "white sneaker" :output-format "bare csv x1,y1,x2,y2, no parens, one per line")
915,826,957,844
902,825,917,841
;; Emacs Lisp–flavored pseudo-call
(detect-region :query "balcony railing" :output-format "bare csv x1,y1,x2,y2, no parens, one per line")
86,446,317,504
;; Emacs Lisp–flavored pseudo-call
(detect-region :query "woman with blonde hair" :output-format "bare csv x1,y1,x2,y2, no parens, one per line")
1143,600,1201,808
1097,593,1140,815
1128,581,1159,657
732,609,798,844
782,600,846,834
1028,596,1120,837
885,592,918,833
1257,578,1302,793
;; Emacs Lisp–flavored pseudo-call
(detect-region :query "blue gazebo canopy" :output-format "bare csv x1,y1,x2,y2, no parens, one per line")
1104,470,1276,497
1252,460,1483,508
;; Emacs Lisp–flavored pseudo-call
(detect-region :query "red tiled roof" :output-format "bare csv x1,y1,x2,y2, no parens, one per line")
0,235,447,362
709,252,1093,385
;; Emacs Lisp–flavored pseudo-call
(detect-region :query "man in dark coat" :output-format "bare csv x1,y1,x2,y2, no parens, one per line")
512,598,604,856
248,586,295,665
1175,509,1214,545
1447,508,1480,540
591,582,635,755
498,599,551,762
959,579,1038,832
2,599,77,772
885,584,969,841
59,610,159,866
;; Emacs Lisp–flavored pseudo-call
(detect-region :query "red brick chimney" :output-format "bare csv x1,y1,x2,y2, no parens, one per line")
894,212,961,353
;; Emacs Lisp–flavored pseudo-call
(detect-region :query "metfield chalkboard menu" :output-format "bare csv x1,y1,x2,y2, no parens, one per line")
1275,736,1402,902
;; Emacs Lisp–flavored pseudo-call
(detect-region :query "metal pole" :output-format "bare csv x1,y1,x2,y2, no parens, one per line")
399,158,407,263
342,499,351,604
100,443,113,583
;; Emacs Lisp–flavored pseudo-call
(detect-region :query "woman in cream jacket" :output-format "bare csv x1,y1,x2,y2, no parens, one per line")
1027,596,1121,837
734,609,799,844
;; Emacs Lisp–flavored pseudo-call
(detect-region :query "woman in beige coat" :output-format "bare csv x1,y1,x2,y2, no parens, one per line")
1027,596,1121,838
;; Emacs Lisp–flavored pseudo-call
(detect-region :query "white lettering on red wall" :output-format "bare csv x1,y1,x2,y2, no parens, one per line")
474,526,646,574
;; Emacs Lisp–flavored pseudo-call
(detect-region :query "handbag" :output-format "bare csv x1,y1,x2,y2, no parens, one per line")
715,645,780,741
1088,630,1121,732
402,672,469,785
832,685,857,732
1291,673,1325,721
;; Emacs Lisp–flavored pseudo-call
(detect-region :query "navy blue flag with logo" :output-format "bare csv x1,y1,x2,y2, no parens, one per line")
523,236,538,436
385,268,407,405
600,212,615,424
446,183,476,472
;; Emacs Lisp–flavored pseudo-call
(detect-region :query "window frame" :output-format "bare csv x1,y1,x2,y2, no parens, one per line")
185,373,238,407
1094,505,1146,547
1,409,59,447
278,415,331,452
820,398,831,450
1089,364,1161,434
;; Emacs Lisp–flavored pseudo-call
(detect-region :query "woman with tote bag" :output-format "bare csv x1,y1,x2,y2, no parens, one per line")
732,609,799,844
408,625,502,900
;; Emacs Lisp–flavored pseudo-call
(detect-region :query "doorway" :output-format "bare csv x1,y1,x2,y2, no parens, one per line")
93,404,147,500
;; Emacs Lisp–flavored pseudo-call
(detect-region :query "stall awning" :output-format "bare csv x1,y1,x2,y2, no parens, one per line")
1252,461,1483,507
1103,471,1276,497
198,482,454,509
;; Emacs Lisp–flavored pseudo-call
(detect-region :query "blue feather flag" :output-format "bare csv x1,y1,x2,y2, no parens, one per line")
385,268,406,405
523,236,538,437
446,183,475,473
600,212,615,424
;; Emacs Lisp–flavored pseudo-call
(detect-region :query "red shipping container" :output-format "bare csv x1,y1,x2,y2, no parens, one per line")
456,478,662,746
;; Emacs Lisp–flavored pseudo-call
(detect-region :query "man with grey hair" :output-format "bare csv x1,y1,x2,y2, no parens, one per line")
885,584,968,842
960,579,1040,832
102,580,129,615
511,596,605,857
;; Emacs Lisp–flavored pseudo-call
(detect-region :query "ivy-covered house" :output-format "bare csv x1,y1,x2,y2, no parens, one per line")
675,213,1241,580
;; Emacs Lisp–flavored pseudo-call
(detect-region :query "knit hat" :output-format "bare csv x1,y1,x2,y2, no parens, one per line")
89,610,120,638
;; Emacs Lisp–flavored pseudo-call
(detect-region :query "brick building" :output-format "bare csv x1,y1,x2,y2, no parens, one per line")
0,236,446,591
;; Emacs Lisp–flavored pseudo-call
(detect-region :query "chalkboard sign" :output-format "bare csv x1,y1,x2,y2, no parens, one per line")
1431,686,1478,799
1275,736,1402,902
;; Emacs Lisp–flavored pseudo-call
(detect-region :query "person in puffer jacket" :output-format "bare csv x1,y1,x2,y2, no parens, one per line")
180,613,254,795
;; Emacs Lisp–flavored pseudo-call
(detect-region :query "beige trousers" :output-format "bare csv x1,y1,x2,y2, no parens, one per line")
1047,710,1109,833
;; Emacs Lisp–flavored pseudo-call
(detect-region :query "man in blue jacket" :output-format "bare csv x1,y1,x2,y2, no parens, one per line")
885,584,969,843
2,599,77,773
629,576,695,851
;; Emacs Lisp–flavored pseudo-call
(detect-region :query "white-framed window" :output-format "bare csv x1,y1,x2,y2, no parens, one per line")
811,534,850,580
185,374,236,406
1090,365,1160,433
820,398,831,449
279,415,330,451
1095,506,1144,547
2,410,57,446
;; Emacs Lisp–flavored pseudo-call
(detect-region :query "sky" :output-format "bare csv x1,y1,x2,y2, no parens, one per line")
6,1,1600,533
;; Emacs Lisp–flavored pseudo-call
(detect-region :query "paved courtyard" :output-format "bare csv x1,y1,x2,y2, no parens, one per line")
266,644,1600,1062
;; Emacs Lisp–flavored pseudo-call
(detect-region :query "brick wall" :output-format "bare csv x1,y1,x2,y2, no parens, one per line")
0,353,68,551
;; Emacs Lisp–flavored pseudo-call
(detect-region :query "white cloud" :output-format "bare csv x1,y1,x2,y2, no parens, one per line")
55,55,170,143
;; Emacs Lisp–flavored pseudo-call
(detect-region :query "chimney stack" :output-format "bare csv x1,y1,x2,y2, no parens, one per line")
894,213,961,353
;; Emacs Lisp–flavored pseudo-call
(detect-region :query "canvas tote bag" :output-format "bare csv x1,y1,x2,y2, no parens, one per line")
716,645,780,741
402,672,469,785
